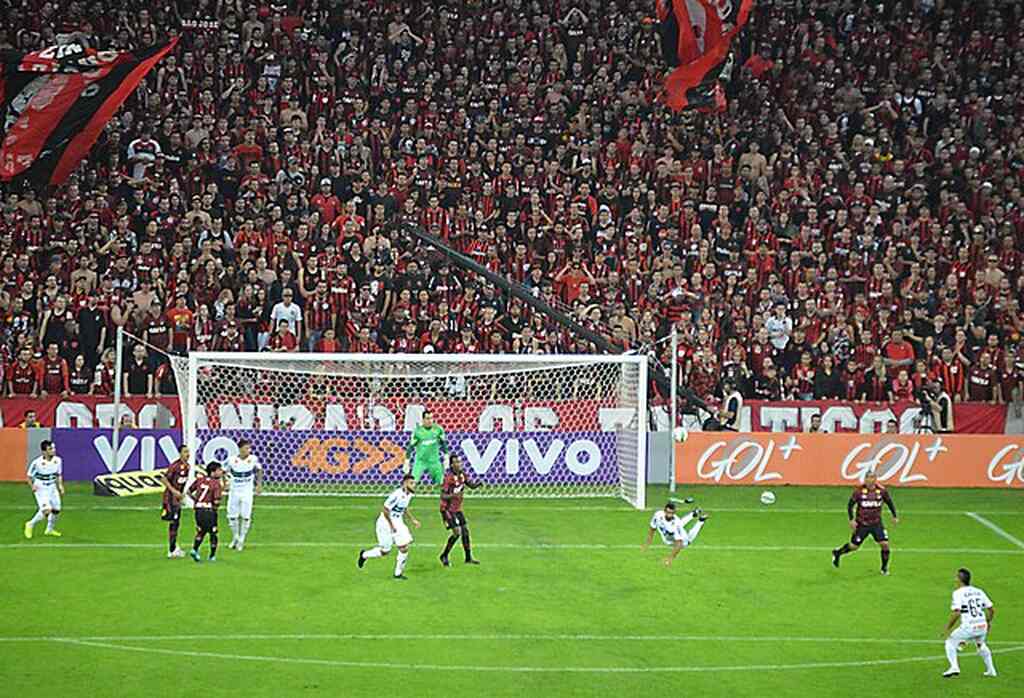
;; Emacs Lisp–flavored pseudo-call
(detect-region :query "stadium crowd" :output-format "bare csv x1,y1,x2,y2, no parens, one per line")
0,0,1022,409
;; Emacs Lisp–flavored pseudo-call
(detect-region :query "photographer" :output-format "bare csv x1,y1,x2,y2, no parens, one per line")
718,379,744,431
921,380,954,433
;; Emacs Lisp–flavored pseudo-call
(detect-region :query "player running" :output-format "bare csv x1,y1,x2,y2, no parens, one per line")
160,445,192,558
406,410,449,485
642,501,709,567
358,474,421,580
23,440,64,539
188,462,225,563
439,454,481,566
942,567,997,678
226,439,262,551
831,471,899,574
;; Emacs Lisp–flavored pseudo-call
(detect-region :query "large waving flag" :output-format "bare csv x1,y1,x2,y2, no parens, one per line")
0,38,178,188
660,0,753,112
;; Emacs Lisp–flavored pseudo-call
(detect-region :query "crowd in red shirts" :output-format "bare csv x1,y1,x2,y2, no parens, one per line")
0,0,1022,408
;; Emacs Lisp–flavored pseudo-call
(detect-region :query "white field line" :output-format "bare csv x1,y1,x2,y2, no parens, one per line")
30,638,1024,673
1,503,1023,515
0,541,1021,555
965,512,1024,549
0,633,1021,646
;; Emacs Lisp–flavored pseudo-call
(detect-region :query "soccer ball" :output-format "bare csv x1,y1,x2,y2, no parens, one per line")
760,491,776,505
672,426,688,442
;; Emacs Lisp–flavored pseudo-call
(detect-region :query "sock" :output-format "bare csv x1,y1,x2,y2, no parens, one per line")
461,529,473,561
678,512,695,527
881,548,891,571
45,512,58,532
193,532,205,552
168,523,179,553
837,543,853,556
944,638,960,672
240,518,251,543
229,517,240,542
395,550,408,576
686,521,705,545
978,643,996,674
362,547,384,559
28,509,45,526
442,534,458,558
209,532,218,558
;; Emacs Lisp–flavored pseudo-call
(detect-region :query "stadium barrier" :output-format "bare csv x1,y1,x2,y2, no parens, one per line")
675,432,1024,488
0,397,1009,433
0,428,618,489
0,428,181,482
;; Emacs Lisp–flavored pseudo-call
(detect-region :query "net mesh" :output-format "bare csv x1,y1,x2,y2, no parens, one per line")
181,354,645,506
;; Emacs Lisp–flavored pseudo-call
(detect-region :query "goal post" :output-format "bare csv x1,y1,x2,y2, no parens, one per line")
178,353,647,508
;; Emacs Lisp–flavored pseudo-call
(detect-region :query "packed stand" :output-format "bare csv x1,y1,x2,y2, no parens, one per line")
0,0,1021,409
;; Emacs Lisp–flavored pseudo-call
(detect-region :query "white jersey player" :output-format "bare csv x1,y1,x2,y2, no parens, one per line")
226,439,262,551
643,501,710,567
357,474,421,580
24,440,64,539
943,567,997,678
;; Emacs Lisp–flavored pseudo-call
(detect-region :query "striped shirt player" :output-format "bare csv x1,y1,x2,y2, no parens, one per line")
24,440,64,539
943,568,997,678
643,501,710,567
160,445,192,559
188,462,224,563
439,455,482,566
226,439,262,552
831,471,900,574
358,474,421,580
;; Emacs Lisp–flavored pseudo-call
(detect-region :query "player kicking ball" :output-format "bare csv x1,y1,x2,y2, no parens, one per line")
439,455,481,567
406,410,449,485
642,501,709,567
942,567,997,678
358,474,421,580
24,440,64,539
160,445,192,558
188,462,225,563
831,471,899,574
226,439,262,552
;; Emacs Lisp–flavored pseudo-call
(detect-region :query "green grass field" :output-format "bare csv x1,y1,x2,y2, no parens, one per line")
0,483,1021,697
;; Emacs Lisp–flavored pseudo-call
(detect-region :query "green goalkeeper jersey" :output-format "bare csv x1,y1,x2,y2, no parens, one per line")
407,424,448,464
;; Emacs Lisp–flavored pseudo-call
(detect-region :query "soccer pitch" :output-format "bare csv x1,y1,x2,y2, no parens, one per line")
0,483,1021,697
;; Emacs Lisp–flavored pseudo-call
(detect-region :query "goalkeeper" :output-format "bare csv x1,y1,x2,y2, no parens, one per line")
406,410,449,485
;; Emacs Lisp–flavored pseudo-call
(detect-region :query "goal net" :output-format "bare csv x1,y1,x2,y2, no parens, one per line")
178,353,647,508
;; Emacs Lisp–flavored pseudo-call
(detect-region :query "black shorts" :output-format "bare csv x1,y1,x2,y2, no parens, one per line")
161,503,181,523
441,510,467,530
195,508,218,534
852,523,888,545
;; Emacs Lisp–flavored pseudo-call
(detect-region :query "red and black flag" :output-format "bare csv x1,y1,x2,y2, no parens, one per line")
657,0,702,66
659,0,754,112
0,39,178,189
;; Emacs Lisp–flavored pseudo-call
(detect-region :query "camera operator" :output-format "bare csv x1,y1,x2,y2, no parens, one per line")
921,380,954,433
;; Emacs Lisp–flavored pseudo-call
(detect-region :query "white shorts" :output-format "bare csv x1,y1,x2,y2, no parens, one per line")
33,485,61,512
949,625,988,646
375,514,412,552
227,490,254,519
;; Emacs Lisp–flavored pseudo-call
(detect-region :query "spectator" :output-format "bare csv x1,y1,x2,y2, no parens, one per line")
0,0,1015,417
270,288,302,341
124,343,153,398
20,409,41,429
883,330,916,370
69,354,92,395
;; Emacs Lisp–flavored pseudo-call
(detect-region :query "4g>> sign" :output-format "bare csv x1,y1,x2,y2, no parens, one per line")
676,433,1024,488
199,429,620,487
